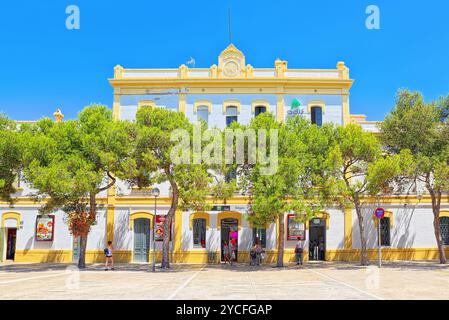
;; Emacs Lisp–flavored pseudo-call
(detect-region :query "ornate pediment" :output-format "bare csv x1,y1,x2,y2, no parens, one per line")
218,44,246,78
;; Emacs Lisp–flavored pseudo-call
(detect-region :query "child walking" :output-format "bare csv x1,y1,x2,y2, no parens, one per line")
104,241,115,271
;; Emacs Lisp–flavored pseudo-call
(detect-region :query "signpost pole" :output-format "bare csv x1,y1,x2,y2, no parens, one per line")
378,215,382,268
152,195,156,272
151,188,160,272
376,195,382,268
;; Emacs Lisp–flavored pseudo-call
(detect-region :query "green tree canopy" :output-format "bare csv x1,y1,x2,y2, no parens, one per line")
0,114,22,203
128,106,212,268
381,89,449,264
21,105,134,268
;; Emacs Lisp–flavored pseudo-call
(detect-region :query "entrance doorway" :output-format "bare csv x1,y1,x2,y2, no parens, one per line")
133,218,151,263
6,228,17,260
221,218,238,262
309,218,326,261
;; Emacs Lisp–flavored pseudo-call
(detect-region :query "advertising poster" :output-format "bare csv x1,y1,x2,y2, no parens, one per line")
287,214,305,241
155,215,172,241
35,216,55,241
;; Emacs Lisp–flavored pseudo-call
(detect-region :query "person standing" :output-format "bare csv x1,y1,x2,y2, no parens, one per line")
295,239,304,265
229,238,236,266
255,242,263,266
104,241,114,271
319,237,325,261
250,243,257,266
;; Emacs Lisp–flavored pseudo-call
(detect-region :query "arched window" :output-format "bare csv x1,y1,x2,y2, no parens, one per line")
311,106,323,126
193,218,207,248
197,105,209,124
440,217,449,245
226,106,238,127
254,106,267,117
380,217,391,246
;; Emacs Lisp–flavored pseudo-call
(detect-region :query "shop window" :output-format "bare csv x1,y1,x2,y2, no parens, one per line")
252,227,267,248
440,217,449,245
311,106,323,126
254,106,267,117
193,218,206,248
380,217,391,246
226,106,238,127
197,105,209,124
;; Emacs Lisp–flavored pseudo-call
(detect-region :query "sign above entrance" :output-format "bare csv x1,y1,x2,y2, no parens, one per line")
212,205,230,212
374,207,385,220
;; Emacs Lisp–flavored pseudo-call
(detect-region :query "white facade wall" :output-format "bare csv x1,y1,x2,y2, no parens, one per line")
9,207,72,251
181,211,277,253
352,204,449,249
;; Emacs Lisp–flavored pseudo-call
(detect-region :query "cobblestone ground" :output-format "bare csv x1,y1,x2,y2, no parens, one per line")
0,261,449,300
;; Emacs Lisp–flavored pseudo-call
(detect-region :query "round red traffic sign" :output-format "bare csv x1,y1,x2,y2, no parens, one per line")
374,207,385,219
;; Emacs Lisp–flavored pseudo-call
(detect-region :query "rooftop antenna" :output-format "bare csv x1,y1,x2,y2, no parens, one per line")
228,6,232,44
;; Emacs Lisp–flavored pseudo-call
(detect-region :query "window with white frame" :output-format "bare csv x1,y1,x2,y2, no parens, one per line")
226,106,238,127
197,105,209,124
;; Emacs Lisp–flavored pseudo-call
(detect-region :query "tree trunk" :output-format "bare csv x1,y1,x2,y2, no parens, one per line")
76,192,97,269
276,214,284,267
161,181,179,269
355,201,368,266
429,191,447,264
78,233,88,269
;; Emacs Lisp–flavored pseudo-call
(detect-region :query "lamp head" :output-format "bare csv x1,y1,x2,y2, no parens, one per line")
151,187,160,198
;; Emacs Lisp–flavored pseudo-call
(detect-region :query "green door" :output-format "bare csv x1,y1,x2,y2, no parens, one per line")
0,228,4,262
133,218,151,263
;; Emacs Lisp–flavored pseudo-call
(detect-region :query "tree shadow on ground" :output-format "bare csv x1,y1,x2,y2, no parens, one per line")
2,260,448,274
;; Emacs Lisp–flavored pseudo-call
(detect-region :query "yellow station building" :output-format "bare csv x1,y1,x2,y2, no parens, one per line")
2,44,449,264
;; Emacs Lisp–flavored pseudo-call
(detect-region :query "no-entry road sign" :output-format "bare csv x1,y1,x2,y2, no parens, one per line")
374,207,385,219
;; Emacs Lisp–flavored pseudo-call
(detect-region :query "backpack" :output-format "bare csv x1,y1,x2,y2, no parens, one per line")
104,248,109,256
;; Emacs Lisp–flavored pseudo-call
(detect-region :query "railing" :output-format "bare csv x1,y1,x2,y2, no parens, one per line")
113,65,348,81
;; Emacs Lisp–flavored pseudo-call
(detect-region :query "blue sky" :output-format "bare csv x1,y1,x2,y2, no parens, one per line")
0,0,448,121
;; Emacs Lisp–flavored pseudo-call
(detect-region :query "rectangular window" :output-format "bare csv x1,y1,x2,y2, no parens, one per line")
380,218,391,246
440,217,449,245
254,106,267,117
252,228,267,248
311,106,323,127
225,167,237,183
193,218,206,248
226,106,238,127
197,106,209,124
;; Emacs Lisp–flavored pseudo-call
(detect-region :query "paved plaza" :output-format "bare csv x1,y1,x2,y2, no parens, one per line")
0,261,449,300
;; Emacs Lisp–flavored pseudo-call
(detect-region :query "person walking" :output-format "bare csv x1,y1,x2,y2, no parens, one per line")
223,241,231,265
104,241,115,271
295,239,304,265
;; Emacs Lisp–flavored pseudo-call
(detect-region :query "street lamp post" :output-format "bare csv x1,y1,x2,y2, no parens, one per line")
151,187,160,272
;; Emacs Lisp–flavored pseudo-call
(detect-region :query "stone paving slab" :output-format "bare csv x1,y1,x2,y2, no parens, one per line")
0,261,449,300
